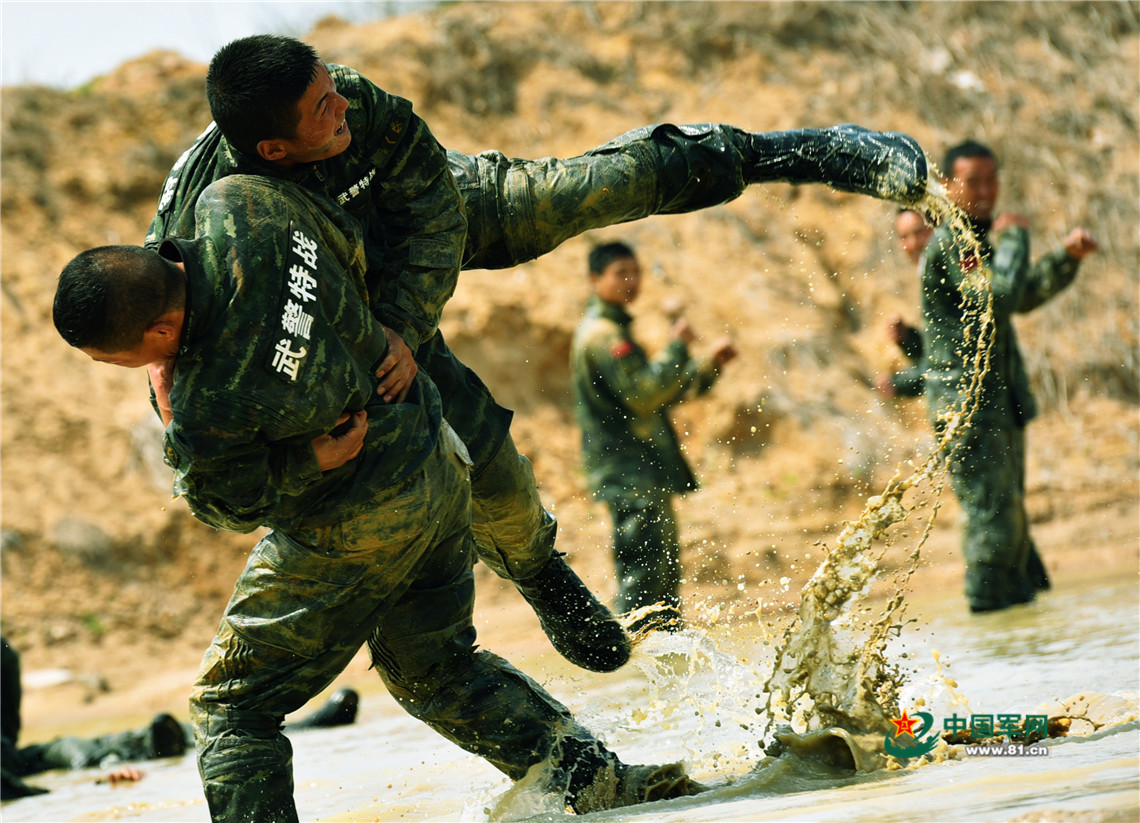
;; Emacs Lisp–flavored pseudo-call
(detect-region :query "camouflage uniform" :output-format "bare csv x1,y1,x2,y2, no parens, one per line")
570,296,723,618
170,176,618,822
147,63,921,584
921,221,1081,611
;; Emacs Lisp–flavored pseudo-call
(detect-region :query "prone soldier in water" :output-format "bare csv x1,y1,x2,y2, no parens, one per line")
54,175,713,820
0,637,356,801
146,35,929,661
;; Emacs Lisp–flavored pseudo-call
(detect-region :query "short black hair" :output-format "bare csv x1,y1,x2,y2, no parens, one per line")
941,139,999,179
206,34,321,156
588,241,637,276
54,246,184,351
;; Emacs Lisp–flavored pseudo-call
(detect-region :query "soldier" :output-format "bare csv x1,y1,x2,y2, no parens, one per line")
570,242,737,631
0,634,356,802
1,636,180,799
921,139,1097,612
146,34,929,672
876,208,932,399
54,176,707,820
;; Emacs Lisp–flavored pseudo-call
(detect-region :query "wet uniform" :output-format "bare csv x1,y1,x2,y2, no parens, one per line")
570,295,723,618
145,63,829,583
170,175,614,822
920,221,1081,611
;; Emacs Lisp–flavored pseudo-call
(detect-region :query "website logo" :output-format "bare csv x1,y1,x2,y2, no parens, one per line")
885,710,1051,760
884,710,940,759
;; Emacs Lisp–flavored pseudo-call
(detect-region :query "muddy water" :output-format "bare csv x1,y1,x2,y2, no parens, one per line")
7,569,1137,822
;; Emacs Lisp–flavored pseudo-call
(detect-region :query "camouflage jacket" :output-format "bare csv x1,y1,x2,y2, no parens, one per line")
920,222,1080,428
146,64,465,354
160,175,442,533
570,296,720,502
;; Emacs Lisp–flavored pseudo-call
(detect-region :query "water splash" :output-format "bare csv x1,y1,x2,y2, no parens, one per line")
755,175,998,761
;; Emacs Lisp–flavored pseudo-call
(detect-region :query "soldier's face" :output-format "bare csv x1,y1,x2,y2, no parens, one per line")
80,338,172,369
895,210,932,264
947,156,1000,220
79,318,182,368
592,256,641,306
267,63,352,167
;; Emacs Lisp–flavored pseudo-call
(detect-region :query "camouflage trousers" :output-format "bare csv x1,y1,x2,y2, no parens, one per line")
606,493,683,618
189,430,598,823
450,123,754,271
430,123,754,586
946,423,1047,610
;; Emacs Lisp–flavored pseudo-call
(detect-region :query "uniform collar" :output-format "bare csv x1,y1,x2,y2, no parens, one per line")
588,294,633,326
159,237,223,353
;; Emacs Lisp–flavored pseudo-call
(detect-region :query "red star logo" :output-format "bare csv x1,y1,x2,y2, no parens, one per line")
890,710,920,738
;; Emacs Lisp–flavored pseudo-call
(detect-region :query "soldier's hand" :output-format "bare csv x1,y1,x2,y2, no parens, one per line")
375,327,417,403
875,373,898,398
710,337,738,367
886,314,913,347
312,411,367,471
670,318,696,346
1062,228,1097,260
96,767,144,785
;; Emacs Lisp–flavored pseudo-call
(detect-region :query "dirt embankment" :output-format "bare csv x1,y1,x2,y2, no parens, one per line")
1,1,1137,735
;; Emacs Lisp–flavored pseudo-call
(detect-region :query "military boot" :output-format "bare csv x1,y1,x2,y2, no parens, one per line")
514,552,631,673
568,760,708,814
289,688,359,729
148,713,187,758
747,124,928,205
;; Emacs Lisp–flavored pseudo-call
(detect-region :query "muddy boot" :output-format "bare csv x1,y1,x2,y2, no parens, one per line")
747,124,928,205
148,713,187,759
568,760,708,814
1025,543,1051,592
515,552,631,673
289,688,359,729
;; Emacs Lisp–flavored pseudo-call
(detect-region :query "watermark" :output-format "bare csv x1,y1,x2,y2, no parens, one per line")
884,710,1051,760
962,742,1049,757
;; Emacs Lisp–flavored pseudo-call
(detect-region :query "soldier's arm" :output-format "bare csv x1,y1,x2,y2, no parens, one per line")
164,392,326,533
1012,228,1093,313
890,365,926,397
590,333,694,416
342,68,466,353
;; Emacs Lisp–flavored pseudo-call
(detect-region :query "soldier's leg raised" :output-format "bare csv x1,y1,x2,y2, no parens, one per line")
452,123,927,270
190,440,471,823
416,333,630,672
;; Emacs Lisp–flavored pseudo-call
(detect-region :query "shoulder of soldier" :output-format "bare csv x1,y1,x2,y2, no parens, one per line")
327,62,413,129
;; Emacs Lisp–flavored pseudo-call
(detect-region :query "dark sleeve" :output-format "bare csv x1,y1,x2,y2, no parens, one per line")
589,334,697,417
164,390,323,533
890,366,925,397
347,70,466,351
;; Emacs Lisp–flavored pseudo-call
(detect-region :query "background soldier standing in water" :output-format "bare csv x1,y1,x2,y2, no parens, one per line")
54,175,711,820
571,241,737,630
145,34,928,671
920,139,1097,613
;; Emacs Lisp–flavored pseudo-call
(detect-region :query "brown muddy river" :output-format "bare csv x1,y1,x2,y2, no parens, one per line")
6,566,1137,822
